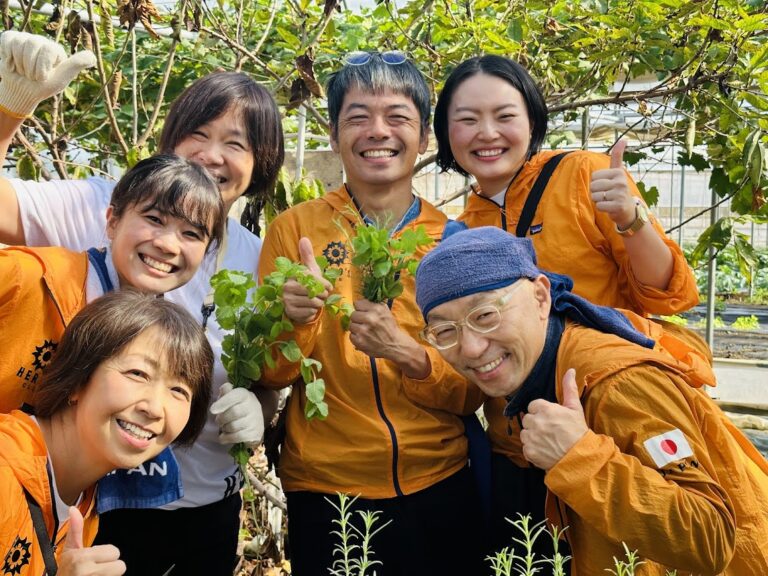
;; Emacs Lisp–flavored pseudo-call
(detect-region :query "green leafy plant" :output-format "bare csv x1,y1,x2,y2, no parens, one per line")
348,223,433,303
688,244,768,301
732,315,760,330
508,514,548,576
607,544,645,576
265,168,326,223
487,514,551,576
695,316,726,329
210,260,349,540
328,493,392,576
485,515,682,576
325,292,356,331
752,287,768,306
211,257,343,466
487,547,516,576
607,544,677,576
541,525,571,576
659,314,689,327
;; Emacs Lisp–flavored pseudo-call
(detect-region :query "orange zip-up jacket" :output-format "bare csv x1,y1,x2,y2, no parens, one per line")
0,410,98,575
0,247,88,413
258,186,482,498
531,319,768,575
459,150,699,315
485,314,715,465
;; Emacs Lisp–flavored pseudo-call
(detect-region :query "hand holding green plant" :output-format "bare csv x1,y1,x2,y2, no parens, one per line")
211,257,342,465
283,237,354,329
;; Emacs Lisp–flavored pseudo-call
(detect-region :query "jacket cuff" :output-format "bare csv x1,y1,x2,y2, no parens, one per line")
546,429,615,498
0,81,39,118
624,240,699,314
402,347,485,414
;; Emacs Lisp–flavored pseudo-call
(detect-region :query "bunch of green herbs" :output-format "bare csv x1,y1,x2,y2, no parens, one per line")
211,256,342,466
328,493,391,576
349,223,433,303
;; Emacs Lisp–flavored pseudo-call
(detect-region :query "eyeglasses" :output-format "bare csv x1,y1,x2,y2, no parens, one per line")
344,51,408,67
420,281,526,350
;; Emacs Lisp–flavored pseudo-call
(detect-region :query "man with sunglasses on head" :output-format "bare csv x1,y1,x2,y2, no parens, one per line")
414,225,768,575
258,52,485,575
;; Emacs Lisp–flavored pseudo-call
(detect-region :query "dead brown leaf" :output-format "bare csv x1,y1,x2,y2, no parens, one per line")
296,49,323,99
117,0,162,39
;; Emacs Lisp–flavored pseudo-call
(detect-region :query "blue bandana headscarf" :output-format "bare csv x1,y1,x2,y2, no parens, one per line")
415,227,654,349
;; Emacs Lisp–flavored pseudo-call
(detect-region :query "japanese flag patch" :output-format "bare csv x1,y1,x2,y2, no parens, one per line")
643,429,693,468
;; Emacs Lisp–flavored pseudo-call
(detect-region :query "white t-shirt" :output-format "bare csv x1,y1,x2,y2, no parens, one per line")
14,177,262,508
488,188,506,207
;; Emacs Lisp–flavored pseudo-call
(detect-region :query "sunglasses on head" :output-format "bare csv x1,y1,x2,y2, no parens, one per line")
344,51,408,66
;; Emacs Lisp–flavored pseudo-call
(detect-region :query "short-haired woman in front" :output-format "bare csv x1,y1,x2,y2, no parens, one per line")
0,290,213,576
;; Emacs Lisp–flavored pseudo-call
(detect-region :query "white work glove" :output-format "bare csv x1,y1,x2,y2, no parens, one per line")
0,31,96,118
210,383,265,447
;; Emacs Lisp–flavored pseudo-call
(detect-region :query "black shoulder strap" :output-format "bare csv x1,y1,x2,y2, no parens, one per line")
515,152,570,238
23,488,58,575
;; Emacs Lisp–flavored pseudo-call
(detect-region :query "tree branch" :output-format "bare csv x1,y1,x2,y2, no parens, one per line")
85,0,130,155
136,37,178,148
200,25,280,81
547,73,725,113
273,0,340,95
251,0,278,55
413,153,437,174
433,182,473,208
385,2,440,58
665,186,740,236
246,469,287,512
303,100,330,130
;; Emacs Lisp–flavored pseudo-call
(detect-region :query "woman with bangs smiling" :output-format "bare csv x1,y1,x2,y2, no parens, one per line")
433,55,698,316
0,291,214,576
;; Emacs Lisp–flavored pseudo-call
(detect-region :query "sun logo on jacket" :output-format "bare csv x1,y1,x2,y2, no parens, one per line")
2,536,31,575
323,241,348,267
31,340,57,371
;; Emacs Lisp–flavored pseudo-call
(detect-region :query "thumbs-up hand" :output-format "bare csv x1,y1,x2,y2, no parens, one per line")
65,506,85,551
0,31,96,118
590,140,638,230
520,369,588,471
58,507,126,575
299,236,324,278
283,237,332,324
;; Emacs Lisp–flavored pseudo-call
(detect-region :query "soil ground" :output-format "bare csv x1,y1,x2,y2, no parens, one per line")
704,329,768,360
682,303,768,361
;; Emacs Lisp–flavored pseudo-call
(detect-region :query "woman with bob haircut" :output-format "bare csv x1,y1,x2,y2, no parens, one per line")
0,290,213,576
432,55,701,563
0,31,285,574
433,54,698,317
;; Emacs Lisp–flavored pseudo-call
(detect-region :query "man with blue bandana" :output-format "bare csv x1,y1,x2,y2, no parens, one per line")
415,226,768,575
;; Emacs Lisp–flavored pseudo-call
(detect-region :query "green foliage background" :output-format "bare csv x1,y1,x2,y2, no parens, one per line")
5,0,768,259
